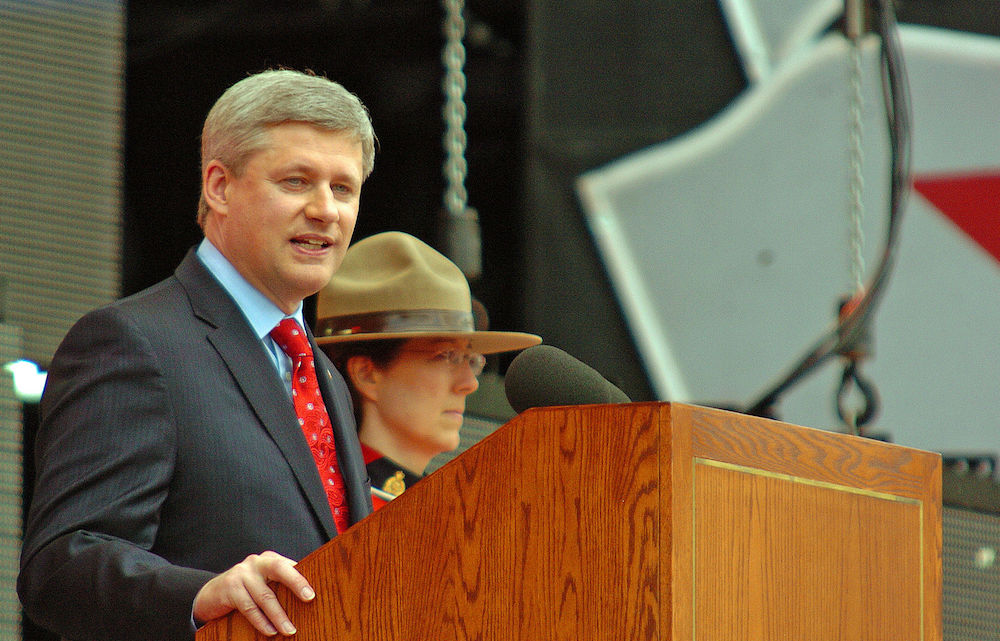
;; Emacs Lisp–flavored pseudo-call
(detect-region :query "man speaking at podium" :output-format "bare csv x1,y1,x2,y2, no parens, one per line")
18,69,376,641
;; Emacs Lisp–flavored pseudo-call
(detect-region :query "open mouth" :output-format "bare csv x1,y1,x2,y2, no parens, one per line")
293,238,331,249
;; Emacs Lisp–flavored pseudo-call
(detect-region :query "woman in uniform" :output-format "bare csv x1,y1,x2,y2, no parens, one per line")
315,231,541,508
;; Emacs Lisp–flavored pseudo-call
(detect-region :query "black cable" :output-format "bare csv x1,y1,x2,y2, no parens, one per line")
744,0,912,419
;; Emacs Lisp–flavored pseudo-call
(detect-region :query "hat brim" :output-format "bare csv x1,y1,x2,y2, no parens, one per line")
316,329,541,355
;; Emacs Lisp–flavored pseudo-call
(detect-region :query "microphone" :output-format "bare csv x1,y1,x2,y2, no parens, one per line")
504,345,631,413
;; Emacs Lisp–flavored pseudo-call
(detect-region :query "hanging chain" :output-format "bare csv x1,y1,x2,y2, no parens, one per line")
441,0,481,279
836,17,878,436
442,0,468,218
847,37,866,293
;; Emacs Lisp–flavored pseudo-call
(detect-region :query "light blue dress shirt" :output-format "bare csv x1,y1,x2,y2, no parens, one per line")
196,238,304,393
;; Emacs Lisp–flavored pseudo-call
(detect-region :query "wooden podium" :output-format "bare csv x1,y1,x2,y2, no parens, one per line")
198,402,941,640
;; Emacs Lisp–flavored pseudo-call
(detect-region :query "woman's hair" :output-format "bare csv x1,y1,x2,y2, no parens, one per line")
328,339,406,428
197,68,376,227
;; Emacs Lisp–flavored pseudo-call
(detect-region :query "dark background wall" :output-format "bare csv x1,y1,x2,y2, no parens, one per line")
124,0,1000,404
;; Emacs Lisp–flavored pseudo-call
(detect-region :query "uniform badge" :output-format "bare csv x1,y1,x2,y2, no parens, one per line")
382,470,406,497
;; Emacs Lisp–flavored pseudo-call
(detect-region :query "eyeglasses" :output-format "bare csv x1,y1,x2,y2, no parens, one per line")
405,348,486,376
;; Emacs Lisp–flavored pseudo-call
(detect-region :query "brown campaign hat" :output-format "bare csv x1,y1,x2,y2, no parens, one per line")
315,231,541,354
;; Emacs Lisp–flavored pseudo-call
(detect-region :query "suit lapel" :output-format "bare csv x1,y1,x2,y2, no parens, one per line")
174,250,339,539
312,337,374,524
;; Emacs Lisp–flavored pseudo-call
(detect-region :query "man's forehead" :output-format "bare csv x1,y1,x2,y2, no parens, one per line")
253,123,363,169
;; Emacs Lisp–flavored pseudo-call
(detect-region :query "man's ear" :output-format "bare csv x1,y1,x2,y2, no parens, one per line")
202,160,231,215
346,356,380,403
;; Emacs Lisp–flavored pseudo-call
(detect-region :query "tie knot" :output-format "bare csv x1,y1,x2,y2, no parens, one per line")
270,319,312,359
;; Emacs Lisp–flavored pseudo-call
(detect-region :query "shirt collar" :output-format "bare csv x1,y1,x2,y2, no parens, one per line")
196,238,304,338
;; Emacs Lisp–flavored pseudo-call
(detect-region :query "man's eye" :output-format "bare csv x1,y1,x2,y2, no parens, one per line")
284,177,306,187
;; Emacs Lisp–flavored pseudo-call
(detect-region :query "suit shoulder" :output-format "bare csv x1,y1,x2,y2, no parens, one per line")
80,277,188,330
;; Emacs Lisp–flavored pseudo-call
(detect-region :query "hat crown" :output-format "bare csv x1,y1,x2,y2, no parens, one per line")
315,232,542,354
317,232,471,320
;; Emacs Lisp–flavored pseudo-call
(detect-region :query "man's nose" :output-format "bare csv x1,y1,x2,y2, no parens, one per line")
305,185,340,222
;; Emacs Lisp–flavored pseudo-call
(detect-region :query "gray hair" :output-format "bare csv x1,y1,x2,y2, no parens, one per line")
197,69,376,227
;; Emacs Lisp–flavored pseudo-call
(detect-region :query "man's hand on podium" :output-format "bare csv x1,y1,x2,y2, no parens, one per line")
193,551,316,637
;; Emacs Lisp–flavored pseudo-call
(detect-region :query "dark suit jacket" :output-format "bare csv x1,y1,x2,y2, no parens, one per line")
18,249,373,641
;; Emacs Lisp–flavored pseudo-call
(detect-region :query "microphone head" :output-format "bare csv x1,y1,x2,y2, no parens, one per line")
504,344,631,414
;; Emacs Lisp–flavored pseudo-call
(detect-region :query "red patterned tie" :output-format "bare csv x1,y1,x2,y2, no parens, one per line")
270,319,351,533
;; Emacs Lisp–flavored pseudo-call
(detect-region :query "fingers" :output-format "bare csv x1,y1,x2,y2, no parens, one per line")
193,551,316,637
268,556,317,604
231,557,294,637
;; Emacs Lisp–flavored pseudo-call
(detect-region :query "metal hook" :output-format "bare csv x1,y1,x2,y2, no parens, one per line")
835,360,879,434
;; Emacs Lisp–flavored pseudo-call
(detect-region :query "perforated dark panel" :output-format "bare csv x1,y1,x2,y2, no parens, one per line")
0,1,124,365
943,505,1000,640
0,327,23,641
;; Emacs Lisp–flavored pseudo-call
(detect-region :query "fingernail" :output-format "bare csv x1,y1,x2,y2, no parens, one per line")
301,586,315,600
282,622,297,635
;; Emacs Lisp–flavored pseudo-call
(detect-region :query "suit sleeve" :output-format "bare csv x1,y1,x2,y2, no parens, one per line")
18,306,214,641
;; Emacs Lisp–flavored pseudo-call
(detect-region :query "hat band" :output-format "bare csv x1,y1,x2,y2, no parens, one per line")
316,309,475,337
